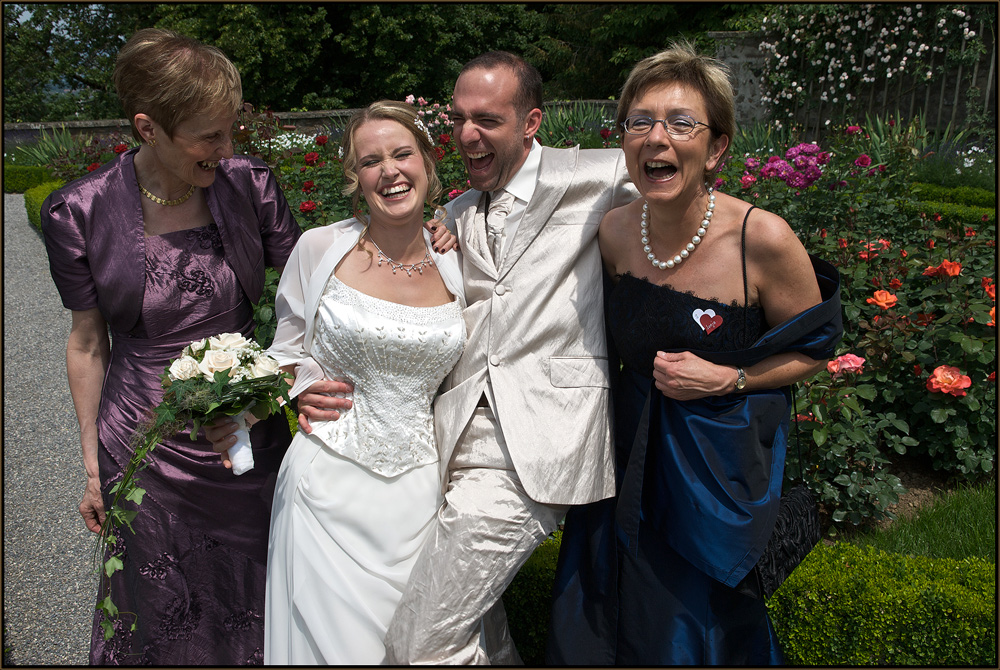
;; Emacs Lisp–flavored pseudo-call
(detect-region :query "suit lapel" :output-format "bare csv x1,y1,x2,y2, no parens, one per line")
499,146,577,278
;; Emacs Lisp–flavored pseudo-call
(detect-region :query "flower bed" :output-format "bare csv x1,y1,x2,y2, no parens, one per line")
718,118,995,525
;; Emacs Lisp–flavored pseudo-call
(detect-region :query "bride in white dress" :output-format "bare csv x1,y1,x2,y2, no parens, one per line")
262,101,465,664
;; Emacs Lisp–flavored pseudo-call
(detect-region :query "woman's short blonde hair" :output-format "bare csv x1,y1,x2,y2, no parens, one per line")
113,28,242,143
339,100,443,220
617,40,735,179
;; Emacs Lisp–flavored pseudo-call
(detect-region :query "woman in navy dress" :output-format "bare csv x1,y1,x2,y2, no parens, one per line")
41,29,299,664
547,41,842,665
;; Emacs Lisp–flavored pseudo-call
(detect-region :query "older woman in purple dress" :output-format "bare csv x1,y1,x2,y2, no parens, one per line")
41,29,300,664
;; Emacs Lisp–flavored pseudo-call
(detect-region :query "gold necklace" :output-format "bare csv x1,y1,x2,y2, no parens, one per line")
137,181,196,206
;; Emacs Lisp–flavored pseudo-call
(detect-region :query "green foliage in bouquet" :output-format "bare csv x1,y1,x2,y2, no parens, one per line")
95,333,291,640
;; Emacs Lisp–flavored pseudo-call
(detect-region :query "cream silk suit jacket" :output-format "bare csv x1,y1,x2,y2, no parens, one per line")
433,146,635,506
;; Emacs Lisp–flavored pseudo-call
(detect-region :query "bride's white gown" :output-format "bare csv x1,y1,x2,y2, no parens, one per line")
264,274,464,664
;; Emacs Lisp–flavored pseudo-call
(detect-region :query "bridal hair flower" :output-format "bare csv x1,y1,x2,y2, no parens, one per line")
94,333,291,639
414,117,434,145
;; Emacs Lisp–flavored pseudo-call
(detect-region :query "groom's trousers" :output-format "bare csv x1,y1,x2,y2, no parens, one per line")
384,406,566,664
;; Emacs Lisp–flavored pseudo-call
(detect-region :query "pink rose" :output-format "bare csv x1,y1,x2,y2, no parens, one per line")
827,353,866,378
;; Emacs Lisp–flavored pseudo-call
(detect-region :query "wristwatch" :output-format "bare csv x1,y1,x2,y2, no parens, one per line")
734,367,747,391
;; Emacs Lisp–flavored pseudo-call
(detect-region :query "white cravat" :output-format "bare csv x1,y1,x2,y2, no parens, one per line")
486,189,515,263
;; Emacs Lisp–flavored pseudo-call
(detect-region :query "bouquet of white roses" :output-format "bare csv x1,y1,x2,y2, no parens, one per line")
95,332,290,639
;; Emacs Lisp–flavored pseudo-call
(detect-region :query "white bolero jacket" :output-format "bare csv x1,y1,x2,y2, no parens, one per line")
268,218,466,398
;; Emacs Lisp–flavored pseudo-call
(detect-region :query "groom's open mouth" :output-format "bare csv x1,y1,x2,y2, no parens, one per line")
467,151,494,173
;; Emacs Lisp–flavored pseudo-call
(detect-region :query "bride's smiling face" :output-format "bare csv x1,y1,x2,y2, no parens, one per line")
354,119,430,226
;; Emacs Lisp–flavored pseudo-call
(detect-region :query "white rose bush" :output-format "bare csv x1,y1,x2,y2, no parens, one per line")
96,332,290,639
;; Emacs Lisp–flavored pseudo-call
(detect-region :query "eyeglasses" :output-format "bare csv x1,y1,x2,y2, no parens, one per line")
621,114,712,137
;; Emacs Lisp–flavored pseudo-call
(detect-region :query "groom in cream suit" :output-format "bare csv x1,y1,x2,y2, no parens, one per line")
383,52,635,664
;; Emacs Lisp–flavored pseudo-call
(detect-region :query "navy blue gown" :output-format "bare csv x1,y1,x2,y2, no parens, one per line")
547,239,843,665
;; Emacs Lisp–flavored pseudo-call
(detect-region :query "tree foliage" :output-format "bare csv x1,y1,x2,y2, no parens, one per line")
3,2,763,123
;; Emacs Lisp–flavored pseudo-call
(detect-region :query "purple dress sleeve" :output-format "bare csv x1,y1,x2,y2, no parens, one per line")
205,155,300,304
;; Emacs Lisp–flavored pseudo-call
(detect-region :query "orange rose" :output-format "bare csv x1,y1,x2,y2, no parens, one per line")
866,290,898,309
926,365,972,397
938,259,962,277
989,306,996,328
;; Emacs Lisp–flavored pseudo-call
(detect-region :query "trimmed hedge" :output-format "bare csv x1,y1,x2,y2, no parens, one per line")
768,543,996,665
911,182,996,208
502,531,561,665
901,199,996,231
500,534,996,666
24,181,64,231
4,164,54,193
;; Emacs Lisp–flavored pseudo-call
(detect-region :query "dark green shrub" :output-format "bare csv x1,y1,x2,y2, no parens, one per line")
502,531,561,665
24,180,64,230
768,543,996,665
901,200,996,233
911,183,996,208
4,164,53,193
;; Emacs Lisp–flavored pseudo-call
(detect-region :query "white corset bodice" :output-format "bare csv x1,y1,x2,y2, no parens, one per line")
308,275,465,477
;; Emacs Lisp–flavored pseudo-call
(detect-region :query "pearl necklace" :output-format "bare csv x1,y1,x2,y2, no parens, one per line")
641,184,715,270
369,236,435,277
138,181,196,206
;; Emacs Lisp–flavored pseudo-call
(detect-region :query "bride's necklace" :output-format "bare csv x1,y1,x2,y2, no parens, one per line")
369,235,434,277
641,184,715,270
138,181,196,206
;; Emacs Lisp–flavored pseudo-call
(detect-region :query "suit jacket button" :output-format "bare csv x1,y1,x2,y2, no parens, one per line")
489,354,500,366
495,284,507,296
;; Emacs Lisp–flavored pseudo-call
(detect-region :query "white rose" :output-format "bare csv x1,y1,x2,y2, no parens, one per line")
184,338,209,358
167,356,202,381
249,353,281,379
198,349,240,381
209,333,251,351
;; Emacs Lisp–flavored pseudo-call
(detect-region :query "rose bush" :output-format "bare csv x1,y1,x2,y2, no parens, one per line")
719,116,995,526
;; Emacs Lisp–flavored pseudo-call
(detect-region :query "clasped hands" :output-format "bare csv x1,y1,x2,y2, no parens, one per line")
653,351,741,401
205,379,354,469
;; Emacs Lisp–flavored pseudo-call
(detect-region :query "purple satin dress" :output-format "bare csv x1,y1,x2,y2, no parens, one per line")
41,149,299,665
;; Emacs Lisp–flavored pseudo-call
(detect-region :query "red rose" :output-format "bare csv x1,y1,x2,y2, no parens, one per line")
988,371,996,382
86,162,101,172
926,239,936,249
965,227,977,237
113,143,129,154
438,134,452,145
434,146,446,161
304,152,320,166
315,135,329,146
600,128,612,140
888,278,902,289
838,238,848,249
866,290,898,310
299,200,317,213
854,154,872,168
820,228,827,238
900,249,908,258
302,180,316,193
926,365,972,397
913,364,922,376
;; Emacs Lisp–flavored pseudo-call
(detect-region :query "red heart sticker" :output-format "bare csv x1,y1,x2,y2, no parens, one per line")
700,313,723,335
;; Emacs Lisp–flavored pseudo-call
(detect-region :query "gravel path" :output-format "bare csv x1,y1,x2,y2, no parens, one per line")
4,193,94,665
